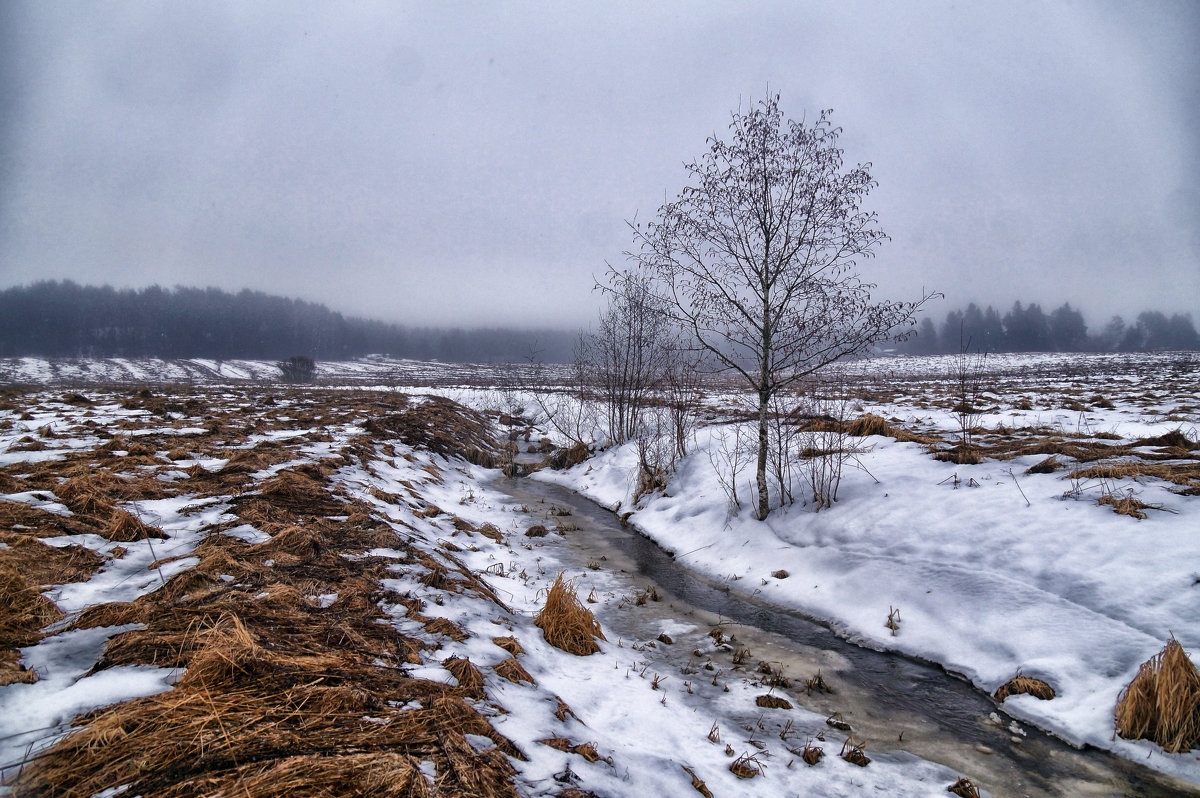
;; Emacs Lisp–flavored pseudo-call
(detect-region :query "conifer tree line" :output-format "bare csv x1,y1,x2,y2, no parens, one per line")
899,301,1199,354
0,281,576,362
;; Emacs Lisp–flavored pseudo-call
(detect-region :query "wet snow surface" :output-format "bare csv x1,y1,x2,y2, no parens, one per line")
1,351,1198,796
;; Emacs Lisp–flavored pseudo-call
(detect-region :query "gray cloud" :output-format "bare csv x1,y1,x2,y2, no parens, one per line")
1,1,1196,329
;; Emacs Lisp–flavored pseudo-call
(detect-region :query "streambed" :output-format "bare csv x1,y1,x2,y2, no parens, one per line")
494,475,1200,798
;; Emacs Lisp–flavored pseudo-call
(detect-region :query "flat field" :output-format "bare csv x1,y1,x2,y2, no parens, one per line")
1,351,1197,796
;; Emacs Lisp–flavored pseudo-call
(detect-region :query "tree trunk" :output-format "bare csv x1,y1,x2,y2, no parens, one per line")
756,388,770,520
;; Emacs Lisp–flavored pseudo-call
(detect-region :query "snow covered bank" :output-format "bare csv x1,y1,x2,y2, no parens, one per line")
534,413,1200,783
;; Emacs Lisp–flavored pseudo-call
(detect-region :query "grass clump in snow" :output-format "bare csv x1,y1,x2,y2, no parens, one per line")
104,508,167,541
1115,637,1200,753
534,572,605,656
846,413,891,437
948,776,981,797
993,672,1056,702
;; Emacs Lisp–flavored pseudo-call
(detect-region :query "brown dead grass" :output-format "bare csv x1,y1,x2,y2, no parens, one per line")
994,674,1056,702
1025,455,1062,474
425,616,469,642
537,737,609,764
847,413,891,437
256,470,346,517
0,562,64,648
493,656,536,685
535,573,605,656
0,500,95,538
363,396,500,468
444,655,486,695
934,444,982,465
1116,637,1200,753
547,442,591,470
104,508,167,541
493,636,525,656
948,777,981,798
1073,461,1200,489
1098,492,1154,520
0,532,103,587
1,387,609,796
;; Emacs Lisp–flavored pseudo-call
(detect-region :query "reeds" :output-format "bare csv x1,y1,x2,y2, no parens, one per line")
1115,637,1200,753
534,573,605,656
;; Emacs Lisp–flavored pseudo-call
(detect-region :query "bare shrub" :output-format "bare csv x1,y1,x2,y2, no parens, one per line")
278,355,316,383
708,423,752,515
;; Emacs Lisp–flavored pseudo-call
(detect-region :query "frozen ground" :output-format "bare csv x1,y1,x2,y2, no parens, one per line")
1,351,1197,795
533,351,1200,783
0,382,975,796
0,355,564,388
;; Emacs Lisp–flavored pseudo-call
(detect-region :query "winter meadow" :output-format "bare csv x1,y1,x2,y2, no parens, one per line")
2,7,1198,794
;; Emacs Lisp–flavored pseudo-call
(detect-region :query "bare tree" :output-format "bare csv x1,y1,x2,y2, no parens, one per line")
629,95,934,519
592,270,675,445
520,335,598,448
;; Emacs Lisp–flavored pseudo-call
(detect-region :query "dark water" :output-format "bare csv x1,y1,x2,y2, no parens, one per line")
496,476,1200,798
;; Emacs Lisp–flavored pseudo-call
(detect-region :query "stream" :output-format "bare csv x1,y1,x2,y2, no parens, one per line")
494,475,1200,798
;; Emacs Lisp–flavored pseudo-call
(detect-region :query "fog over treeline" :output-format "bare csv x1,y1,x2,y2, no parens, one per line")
898,302,1199,354
0,282,576,362
2,283,1196,365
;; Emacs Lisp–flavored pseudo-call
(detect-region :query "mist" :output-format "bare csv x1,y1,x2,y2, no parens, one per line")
1,1,1196,329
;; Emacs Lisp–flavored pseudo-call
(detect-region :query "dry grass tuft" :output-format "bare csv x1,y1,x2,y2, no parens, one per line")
425,616,469,642
493,656,536,685
0,648,39,686
176,613,263,689
1026,455,1062,474
728,751,764,778
105,509,167,541
934,444,981,465
444,655,486,695
493,636,525,656
1115,637,1200,753
994,673,1056,702
948,777,981,797
799,739,824,766
1134,429,1197,451
755,694,792,709
847,413,891,437
219,448,272,474
534,573,605,656
57,473,125,516
839,736,870,767
1098,491,1153,520
251,525,329,564
0,533,104,587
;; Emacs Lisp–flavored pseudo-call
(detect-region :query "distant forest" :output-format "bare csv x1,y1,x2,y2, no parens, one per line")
1,283,1195,364
897,301,1199,354
0,281,576,362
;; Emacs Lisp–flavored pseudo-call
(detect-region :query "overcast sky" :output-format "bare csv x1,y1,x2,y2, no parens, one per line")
1,1,1196,329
